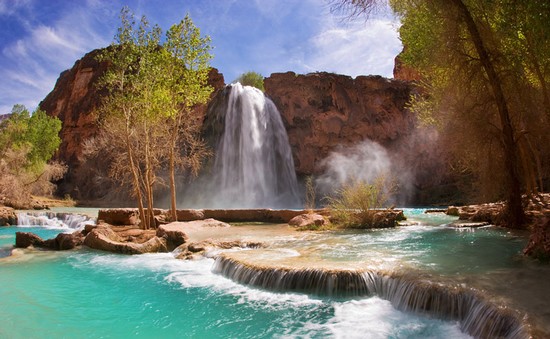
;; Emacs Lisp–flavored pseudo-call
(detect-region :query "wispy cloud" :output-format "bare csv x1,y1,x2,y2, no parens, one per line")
0,1,112,113
0,0,403,114
303,17,402,77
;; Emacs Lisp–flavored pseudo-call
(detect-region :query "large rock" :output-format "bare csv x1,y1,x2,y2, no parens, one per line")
264,72,415,175
83,225,168,255
0,206,17,226
15,231,83,250
15,232,45,248
288,214,327,228
156,223,189,251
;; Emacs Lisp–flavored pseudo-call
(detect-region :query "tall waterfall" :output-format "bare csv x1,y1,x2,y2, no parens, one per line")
191,83,300,209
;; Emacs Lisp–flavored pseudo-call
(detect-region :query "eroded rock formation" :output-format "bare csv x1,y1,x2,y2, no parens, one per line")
39,48,225,200
264,71,415,175
40,48,451,205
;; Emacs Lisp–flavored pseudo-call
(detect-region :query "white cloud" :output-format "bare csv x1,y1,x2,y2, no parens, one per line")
304,17,402,77
0,1,111,112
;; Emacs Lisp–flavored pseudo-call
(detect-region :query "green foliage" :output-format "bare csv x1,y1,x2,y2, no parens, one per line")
94,7,213,227
0,105,61,172
0,105,65,207
235,71,265,91
326,176,395,229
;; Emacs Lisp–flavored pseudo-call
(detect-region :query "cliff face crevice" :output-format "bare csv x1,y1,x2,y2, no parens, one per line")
264,71,416,175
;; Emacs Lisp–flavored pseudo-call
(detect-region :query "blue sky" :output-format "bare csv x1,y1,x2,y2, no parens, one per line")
0,0,402,114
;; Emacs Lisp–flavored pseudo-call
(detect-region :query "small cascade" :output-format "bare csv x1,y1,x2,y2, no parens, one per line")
192,83,300,209
213,255,529,339
17,212,96,230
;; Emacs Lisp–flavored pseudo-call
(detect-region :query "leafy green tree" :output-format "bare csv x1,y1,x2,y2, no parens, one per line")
97,8,167,229
96,8,212,227
334,0,550,229
235,71,265,91
162,14,213,221
0,105,64,208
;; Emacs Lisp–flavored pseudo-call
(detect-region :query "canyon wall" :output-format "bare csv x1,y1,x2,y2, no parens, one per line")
264,71,415,175
39,48,225,200
40,48,452,205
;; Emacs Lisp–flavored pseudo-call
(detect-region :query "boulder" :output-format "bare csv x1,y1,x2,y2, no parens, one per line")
98,208,140,226
288,214,327,228
15,231,83,250
0,206,17,226
156,223,189,251
372,210,406,229
83,226,168,254
54,232,84,250
15,232,45,248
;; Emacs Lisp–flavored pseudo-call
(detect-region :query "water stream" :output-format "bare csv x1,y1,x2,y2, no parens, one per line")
185,83,300,208
1,209,546,337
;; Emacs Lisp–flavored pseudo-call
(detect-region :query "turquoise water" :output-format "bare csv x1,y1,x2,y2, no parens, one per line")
0,242,468,338
0,208,530,338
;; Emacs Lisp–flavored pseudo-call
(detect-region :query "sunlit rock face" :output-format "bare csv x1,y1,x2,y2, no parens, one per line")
264,71,415,176
393,51,422,82
39,48,225,200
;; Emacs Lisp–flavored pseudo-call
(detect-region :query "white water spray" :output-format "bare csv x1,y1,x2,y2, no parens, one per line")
189,83,300,208
17,212,96,231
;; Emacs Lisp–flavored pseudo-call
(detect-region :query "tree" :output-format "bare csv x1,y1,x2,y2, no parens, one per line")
162,15,213,222
235,71,265,91
0,105,65,208
97,7,165,229
334,0,550,229
96,8,212,227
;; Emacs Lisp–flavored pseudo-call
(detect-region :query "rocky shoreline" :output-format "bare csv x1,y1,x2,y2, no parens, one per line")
9,208,405,258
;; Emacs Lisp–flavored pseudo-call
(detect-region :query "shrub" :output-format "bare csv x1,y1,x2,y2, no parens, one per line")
326,176,396,228
234,71,264,91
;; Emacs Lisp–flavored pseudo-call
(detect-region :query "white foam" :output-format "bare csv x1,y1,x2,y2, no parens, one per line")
17,212,96,231
300,298,470,339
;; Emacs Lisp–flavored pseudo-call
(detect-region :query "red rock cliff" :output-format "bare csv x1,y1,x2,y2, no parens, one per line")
39,48,225,199
264,72,415,175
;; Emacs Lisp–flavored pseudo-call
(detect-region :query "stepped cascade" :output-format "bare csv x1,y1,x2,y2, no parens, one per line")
190,83,300,208
213,254,528,339
17,212,96,230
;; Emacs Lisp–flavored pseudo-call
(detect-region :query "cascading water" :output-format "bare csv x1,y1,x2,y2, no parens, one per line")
17,212,96,231
213,254,529,339
189,83,300,208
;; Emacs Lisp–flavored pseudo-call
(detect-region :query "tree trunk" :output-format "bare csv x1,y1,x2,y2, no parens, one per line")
451,0,525,228
125,126,147,230
169,148,177,222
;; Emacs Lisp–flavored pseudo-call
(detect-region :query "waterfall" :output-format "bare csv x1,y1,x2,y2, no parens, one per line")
213,255,529,339
17,212,96,231
191,83,300,209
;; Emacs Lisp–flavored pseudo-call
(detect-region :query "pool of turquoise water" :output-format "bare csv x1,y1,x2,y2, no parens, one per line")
0,243,467,338
0,208,531,338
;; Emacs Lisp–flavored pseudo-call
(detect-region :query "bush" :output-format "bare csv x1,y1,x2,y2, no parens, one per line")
234,71,264,91
326,176,396,228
